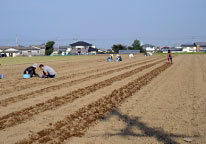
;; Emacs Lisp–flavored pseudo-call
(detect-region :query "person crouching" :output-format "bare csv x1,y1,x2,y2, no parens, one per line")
24,64,40,77
39,64,56,78
116,54,122,61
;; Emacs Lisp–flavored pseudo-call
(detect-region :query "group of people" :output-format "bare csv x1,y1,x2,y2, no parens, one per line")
1,50,173,80
24,64,56,78
107,54,122,62
144,52,152,56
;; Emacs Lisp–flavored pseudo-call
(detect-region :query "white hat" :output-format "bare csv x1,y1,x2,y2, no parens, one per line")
33,64,37,68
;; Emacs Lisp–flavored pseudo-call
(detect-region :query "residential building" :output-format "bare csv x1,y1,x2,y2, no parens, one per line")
194,42,206,52
0,45,45,57
143,44,156,53
181,43,196,52
70,41,97,55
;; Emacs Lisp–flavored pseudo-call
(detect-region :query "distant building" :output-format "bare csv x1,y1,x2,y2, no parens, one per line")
181,42,206,52
70,41,98,55
181,43,196,52
0,45,45,57
194,42,206,52
161,47,170,53
143,44,156,53
161,47,183,53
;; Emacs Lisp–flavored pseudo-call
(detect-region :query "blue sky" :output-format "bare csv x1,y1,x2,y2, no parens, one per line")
0,0,205,49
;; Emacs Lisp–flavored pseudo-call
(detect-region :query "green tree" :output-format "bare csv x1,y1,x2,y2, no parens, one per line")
112,44,127,53
127,46,133,50
58,51,62,55
45,41,55,55
132,40,145,53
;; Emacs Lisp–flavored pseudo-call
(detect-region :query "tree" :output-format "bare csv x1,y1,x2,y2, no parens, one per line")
58,51,62,55
132,40,145,53
45,41,55,55
127,46,133,50
112,44,127,53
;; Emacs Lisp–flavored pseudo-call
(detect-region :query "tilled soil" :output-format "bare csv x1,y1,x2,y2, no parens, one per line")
0,54,205,144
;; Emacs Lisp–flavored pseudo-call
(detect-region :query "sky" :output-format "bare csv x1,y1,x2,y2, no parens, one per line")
0,0,205,49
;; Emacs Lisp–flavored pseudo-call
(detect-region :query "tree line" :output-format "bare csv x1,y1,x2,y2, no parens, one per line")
112,40,145,53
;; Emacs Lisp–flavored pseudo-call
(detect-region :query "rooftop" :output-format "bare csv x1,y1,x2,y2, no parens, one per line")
70,41,92,47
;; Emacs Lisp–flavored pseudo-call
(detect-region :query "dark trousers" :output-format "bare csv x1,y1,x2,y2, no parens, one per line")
43,71,55,78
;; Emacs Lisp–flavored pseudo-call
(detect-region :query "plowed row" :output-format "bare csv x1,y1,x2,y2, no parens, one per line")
0,57,162,106
0,58,165,130
0,55,173,144
0,57,152,95
17,62,171,144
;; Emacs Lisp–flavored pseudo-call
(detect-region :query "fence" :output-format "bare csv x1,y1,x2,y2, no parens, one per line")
119,50,140,54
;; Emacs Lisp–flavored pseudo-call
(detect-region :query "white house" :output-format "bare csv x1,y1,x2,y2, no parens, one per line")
181,43,196,52
143,44,156,53
0,45,45,57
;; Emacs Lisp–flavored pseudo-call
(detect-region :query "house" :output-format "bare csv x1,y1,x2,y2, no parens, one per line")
53,46,72,55
181,42,206,52
143,44,156,53
0,45,45,57
181,43,196,52
54,46,70,53
31,45,45,55
194,42,206,52
70,41,97,55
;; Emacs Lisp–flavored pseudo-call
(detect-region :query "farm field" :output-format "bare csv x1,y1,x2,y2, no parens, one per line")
0,54,206,144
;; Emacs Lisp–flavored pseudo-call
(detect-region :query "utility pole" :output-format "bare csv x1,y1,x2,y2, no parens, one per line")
16,34,18,46
56,36,60,51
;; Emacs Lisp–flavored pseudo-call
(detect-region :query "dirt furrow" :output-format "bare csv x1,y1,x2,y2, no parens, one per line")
0,58,133,93
0,59,165,130
0,57,105,85
16,63,171,144
0,57,163,106
0,57,158,95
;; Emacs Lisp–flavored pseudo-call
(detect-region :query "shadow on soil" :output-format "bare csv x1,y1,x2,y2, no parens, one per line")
103,108,198,144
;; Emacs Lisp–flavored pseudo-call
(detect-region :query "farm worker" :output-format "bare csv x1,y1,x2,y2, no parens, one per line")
23,64,40,77
116,54,122,61
109,54,113,60
107,54,113,61
168,50,172,64
129,53,134,59
39,64,56,78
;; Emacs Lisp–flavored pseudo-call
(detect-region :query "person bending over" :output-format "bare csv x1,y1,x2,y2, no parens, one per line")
39,64,56,78
24,64,40,77
116,54,122,61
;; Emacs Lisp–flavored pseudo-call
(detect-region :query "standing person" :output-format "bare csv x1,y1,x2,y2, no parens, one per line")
23,64,40,77
168,50,172,64
39,64,56,78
